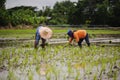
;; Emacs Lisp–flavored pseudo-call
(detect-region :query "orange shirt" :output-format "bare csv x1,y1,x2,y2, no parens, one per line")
69,30,87,43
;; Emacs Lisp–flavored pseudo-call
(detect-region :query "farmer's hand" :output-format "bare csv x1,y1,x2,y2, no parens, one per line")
69,43,72,46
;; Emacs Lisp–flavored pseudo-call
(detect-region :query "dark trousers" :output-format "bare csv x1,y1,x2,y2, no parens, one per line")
78,33,90,47
34,32,46,48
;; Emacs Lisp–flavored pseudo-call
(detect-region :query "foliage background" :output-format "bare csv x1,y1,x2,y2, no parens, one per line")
0,0,120,28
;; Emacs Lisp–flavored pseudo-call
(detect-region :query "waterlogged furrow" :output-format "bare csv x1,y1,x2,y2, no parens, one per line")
0,45,120,80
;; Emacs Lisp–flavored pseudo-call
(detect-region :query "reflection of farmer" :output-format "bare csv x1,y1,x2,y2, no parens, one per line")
34,25,52,48
67,30,90,47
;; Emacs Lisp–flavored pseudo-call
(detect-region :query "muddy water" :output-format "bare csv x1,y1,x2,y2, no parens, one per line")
0,59,120,80
0,37,120,48
0,34,120,48
0,44,120,80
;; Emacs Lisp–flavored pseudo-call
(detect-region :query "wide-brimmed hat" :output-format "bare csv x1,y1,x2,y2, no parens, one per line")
39,27,52,39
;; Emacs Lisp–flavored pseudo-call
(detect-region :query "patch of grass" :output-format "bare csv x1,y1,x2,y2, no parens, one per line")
87,29,120,34
0,27,120,38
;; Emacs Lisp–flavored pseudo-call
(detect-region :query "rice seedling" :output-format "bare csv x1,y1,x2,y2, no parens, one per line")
28,70,33,80
93,73,97,80
0,44,120,80
7,69,18,80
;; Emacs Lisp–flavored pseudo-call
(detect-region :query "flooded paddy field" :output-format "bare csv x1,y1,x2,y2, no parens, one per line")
0,33,120,48
0,28,120,80
0,45,120,80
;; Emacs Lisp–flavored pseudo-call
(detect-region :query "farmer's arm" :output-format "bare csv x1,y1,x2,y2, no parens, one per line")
74,33,79,43
75,36,79,42
69,38,73,44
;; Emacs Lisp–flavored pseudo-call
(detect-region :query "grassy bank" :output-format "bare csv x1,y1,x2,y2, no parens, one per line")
0,27,120,38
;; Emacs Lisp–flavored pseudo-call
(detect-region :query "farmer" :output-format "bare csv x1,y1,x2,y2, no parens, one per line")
67,29,90,47
34,24,52,49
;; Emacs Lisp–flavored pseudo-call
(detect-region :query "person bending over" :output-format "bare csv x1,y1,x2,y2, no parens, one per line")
67,29,90,47
34,25,52,49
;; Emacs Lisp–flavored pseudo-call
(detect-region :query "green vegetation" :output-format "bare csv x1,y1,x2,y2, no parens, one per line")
0,27,120,79
0,28,120,38
87,29,120,34
0,29,35,38
0,1,120,79
0,0,120,27
0,45,120,80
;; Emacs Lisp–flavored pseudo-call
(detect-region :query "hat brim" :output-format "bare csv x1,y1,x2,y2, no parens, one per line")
39,27,52,39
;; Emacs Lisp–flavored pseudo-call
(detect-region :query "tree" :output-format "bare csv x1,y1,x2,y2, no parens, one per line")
68,0,97,25
68,0,85,25
42,6,52,17
92,0,109,25
0,9,9,26
0,0,8,26
0,0,6,9
108,0,120,26
49,0,75,25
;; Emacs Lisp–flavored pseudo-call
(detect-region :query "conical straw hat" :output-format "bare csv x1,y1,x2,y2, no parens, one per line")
39,27,52,39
